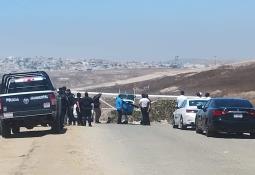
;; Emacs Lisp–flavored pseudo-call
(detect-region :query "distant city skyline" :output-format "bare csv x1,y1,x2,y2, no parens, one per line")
0,0,255,61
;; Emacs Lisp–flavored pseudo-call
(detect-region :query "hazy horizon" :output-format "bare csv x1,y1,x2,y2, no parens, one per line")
1,0,255,61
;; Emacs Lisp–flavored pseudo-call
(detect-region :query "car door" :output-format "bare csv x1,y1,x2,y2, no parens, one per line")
201,100,211,130
177,100,187,124
174,100,186,125
196,109,203,128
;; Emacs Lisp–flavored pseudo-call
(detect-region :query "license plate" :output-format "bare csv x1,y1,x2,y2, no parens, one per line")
43,102,51,108
234,114,243,118
3,112,14,118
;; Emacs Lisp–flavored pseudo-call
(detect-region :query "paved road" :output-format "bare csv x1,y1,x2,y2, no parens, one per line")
1,123,255,175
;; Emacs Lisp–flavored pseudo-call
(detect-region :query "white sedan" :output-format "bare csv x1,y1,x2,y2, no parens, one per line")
172,98,208,129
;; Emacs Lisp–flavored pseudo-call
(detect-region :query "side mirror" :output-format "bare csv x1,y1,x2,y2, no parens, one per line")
197,104,203,109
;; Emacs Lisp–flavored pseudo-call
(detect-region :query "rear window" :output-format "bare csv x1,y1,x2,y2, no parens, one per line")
119,94,135,100
213,99,253,108
7,76,53,93
189,100,208,106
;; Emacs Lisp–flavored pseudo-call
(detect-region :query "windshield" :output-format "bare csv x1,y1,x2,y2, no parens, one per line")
119,94,135,100
189,100,208,107
7,76,53,93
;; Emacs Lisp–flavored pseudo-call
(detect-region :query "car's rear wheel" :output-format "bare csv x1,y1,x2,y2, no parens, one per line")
250,132,255,138
205,125,215,137
1,121,11,138
12,126,20,134
178,116,186,130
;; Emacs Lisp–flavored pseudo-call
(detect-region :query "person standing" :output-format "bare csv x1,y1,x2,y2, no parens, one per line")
176,90,187,108
139,94,151,125
58,87,68,129
66,89,76,125
204,92,211,100
196,91,203,98
121,100,129,124
145,94,151,125
93,93,102,123
115,95,123,124
80,92,94,127
76,93,83,125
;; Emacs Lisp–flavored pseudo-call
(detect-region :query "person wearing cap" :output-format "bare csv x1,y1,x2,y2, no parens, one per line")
80,92,94,127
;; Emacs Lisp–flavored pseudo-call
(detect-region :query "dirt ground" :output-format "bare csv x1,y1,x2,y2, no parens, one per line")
1,124,255,175
0,127,104,175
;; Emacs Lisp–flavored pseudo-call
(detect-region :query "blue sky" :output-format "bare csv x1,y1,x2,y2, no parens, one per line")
0,0,254,61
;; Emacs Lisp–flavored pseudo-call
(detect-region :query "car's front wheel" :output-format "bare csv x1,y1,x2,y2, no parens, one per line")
172,115,177,128
195,120,203,134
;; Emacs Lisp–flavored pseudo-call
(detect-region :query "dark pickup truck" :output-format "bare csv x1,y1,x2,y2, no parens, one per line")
0,71,62,138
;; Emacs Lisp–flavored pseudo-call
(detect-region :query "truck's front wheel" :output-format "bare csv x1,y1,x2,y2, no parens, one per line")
1,120,11,138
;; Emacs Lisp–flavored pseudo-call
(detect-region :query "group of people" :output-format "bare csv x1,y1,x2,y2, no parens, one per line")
115,93,151,125
58,87,102,127
58,88,210,127
176,90,211,108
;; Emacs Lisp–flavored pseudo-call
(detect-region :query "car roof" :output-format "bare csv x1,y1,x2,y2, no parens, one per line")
186,97,208,101
210,97,247,101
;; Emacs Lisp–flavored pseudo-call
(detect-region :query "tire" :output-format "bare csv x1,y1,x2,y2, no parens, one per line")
205,125,215,137
172,115,177,128
12,126,20,134
235,132,243,137
1,120,11,138
195,120,202,134
250,133,255,138
178,116,186,130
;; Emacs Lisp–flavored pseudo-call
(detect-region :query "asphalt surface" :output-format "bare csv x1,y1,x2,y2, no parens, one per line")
1,123,255,175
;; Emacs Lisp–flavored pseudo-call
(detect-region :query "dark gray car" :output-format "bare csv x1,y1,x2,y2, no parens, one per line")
195,98,255,137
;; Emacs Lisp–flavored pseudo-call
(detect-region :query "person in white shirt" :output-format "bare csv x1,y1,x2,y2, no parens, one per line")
139,94,151,125
176,90,187,108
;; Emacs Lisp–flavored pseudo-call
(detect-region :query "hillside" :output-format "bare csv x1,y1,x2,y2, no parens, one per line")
90,61,255,102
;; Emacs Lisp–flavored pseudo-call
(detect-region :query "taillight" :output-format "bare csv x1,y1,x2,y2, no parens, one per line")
212,110,227,117
49,94,56,106
186,109,198,113
248,109,255,117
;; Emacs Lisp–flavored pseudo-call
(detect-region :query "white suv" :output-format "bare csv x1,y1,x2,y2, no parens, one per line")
172,98,208,129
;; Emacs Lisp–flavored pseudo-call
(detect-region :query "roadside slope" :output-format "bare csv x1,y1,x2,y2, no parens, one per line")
90,61,255,102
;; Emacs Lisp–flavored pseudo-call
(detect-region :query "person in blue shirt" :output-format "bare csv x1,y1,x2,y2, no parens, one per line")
115,95,123,124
